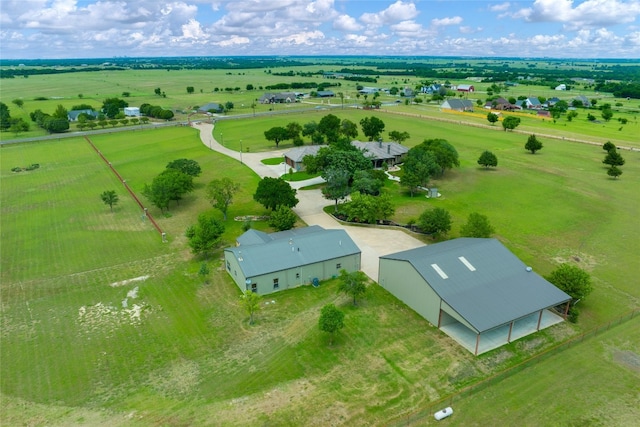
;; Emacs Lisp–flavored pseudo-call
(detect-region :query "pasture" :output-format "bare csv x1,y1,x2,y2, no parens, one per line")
1,66,639,426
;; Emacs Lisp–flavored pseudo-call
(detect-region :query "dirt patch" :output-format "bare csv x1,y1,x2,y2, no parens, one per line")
147,358,201,398
613,350,640,374
109,275,149,287
552,249,600,271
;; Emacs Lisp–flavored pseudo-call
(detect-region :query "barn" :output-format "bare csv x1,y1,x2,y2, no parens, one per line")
225,226,361,296
378,238,571,355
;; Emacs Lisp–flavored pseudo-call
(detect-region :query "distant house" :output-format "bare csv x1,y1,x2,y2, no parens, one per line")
524,97,543,109
441,99,474,112
359,87,379,95
197,103,222,114
574,95,590,107
68,109,97,121
555,84,567,91
421,84,443,94
403,87,414,97
546,97,561,107
456,84,475,92
284,141,408,171
485,97,516,111
259,92,297,104
124,107,140,117
316,90,335,98
378,238,571,355
537,110,551,118
224,226,361,295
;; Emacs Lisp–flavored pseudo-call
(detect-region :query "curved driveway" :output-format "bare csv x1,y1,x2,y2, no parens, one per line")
193,122,425,281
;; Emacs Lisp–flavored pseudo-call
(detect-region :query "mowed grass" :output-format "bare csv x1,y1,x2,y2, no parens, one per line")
1,113,639,426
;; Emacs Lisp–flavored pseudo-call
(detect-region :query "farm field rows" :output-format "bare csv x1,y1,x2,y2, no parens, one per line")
1,65,639,425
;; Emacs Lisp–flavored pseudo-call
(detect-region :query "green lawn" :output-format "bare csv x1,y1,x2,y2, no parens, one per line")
1,97,639,425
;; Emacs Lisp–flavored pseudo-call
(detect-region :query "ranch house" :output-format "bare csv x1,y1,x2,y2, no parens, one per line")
224,226,361,296
378,238,571,355
284,141,408,171
440,99,474,112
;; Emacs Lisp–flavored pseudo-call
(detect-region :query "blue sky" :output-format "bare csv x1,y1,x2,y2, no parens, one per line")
1,0,639,59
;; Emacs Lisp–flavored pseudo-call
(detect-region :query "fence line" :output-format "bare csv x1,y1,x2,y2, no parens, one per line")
84,136,165,237
391,308,639,426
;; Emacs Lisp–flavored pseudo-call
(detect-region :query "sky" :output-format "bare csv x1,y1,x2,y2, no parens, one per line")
1,0,640,59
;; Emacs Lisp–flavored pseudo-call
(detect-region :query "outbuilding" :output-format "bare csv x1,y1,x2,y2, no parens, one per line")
225,226,361,295
378,238,571,355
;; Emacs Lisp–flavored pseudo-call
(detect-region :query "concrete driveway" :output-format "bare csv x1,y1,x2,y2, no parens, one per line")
193,122,425,281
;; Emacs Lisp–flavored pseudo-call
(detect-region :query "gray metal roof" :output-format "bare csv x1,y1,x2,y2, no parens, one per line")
381,238,571,333
226,226,360,278
283,145,322,163
441,99,474,111
284,141,407,164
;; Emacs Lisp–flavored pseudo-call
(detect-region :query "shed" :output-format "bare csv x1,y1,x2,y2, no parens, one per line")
225,226,361,295
378,238,571,355
124,107,140,117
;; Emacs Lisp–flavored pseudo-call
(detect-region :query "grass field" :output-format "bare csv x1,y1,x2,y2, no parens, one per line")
1,67,639,426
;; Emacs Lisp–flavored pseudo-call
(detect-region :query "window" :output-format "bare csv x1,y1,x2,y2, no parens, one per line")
336,263,341,269
273,278,279,289
296,273,300,279
251,283,257,293
226,261,230,270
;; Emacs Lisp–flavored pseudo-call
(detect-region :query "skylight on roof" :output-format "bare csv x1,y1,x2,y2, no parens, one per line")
431,263,448,279
458,256,476,271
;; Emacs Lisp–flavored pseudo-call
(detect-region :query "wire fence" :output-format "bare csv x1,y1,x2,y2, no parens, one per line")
391,308,639,426
84,136,165,238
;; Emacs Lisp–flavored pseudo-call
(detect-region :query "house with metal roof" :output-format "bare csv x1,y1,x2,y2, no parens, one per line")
197,102,222,113
284,141,408,171
225,226,361,295
440,99,474,112
378,238,571,355
67,109,97,121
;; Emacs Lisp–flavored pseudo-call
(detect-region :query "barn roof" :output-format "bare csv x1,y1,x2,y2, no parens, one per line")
226,226,360,278
380,238,571,333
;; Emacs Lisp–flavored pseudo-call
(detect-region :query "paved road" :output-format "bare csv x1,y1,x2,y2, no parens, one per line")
193,122,425,281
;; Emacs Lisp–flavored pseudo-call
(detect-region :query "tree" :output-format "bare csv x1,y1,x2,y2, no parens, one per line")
101,97,127,119
603,150,625,167
601,108,613,122
487,112,499,125
9,118,30,135
318,304,345,345
143,169,194,212
239,290,261,325
154,87,162,96
318,114,341,142
286,121,303,141
264,126,290,147
502,116,521,131
417,207,452,238
268,205,297,231
0,102,11,130
422,139,459,176
360,116,385,141
460,212,495,238
607,165,623,179
343,192,394,224
166,158,202,177
322,167,351,211
477,150,498,168
545,264,593,322
186,86,195,94
340,119,359,139
602,141,616,152
254,177,298,211
207,177,240,220
225,101,234,112
52,104,68,119
351,169,384,196
100,190,119,212
388,130,410,144
337,269,368,306
525,134,543,154
566,111,578,122
12,99,24,109
185,211,225,255
401,147,439,192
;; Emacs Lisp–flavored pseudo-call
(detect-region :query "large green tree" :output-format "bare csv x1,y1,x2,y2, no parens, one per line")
460,212,495,238
487,112,499,125
545,263,593,322
340,119,359,139
502,116,521,131
318,304,345,346
607,165,623,179
101,97,128,119
359,116,386,141
207,177,240,220
0,102,12,130
477,150,498,168
318,114,341,143
100,190,119,212
388,130,410,144
343,192,394,224
322,167,351,212
253,177,298,211
185,211,225,255
603,150,625,167
268,205,297,231
417,207,452,238
337,269,368,306
166,159,202,177
422,139,459,176
401,144,439,191
143,169,194,212
264,126,290,147
525,134,543,154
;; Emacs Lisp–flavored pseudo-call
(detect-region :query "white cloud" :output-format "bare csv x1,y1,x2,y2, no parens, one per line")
431,16,463,27
460,26,482,34
333,14,362,32
217,35,250,47
271,30,325,46
360,1,419,26
516,0,640,29
489,2,511,12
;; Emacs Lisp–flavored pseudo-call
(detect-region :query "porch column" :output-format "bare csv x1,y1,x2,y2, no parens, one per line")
536,310,544,331
438,310,443,328
475,334,480,356
507,321,514,342
563,301,571,319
